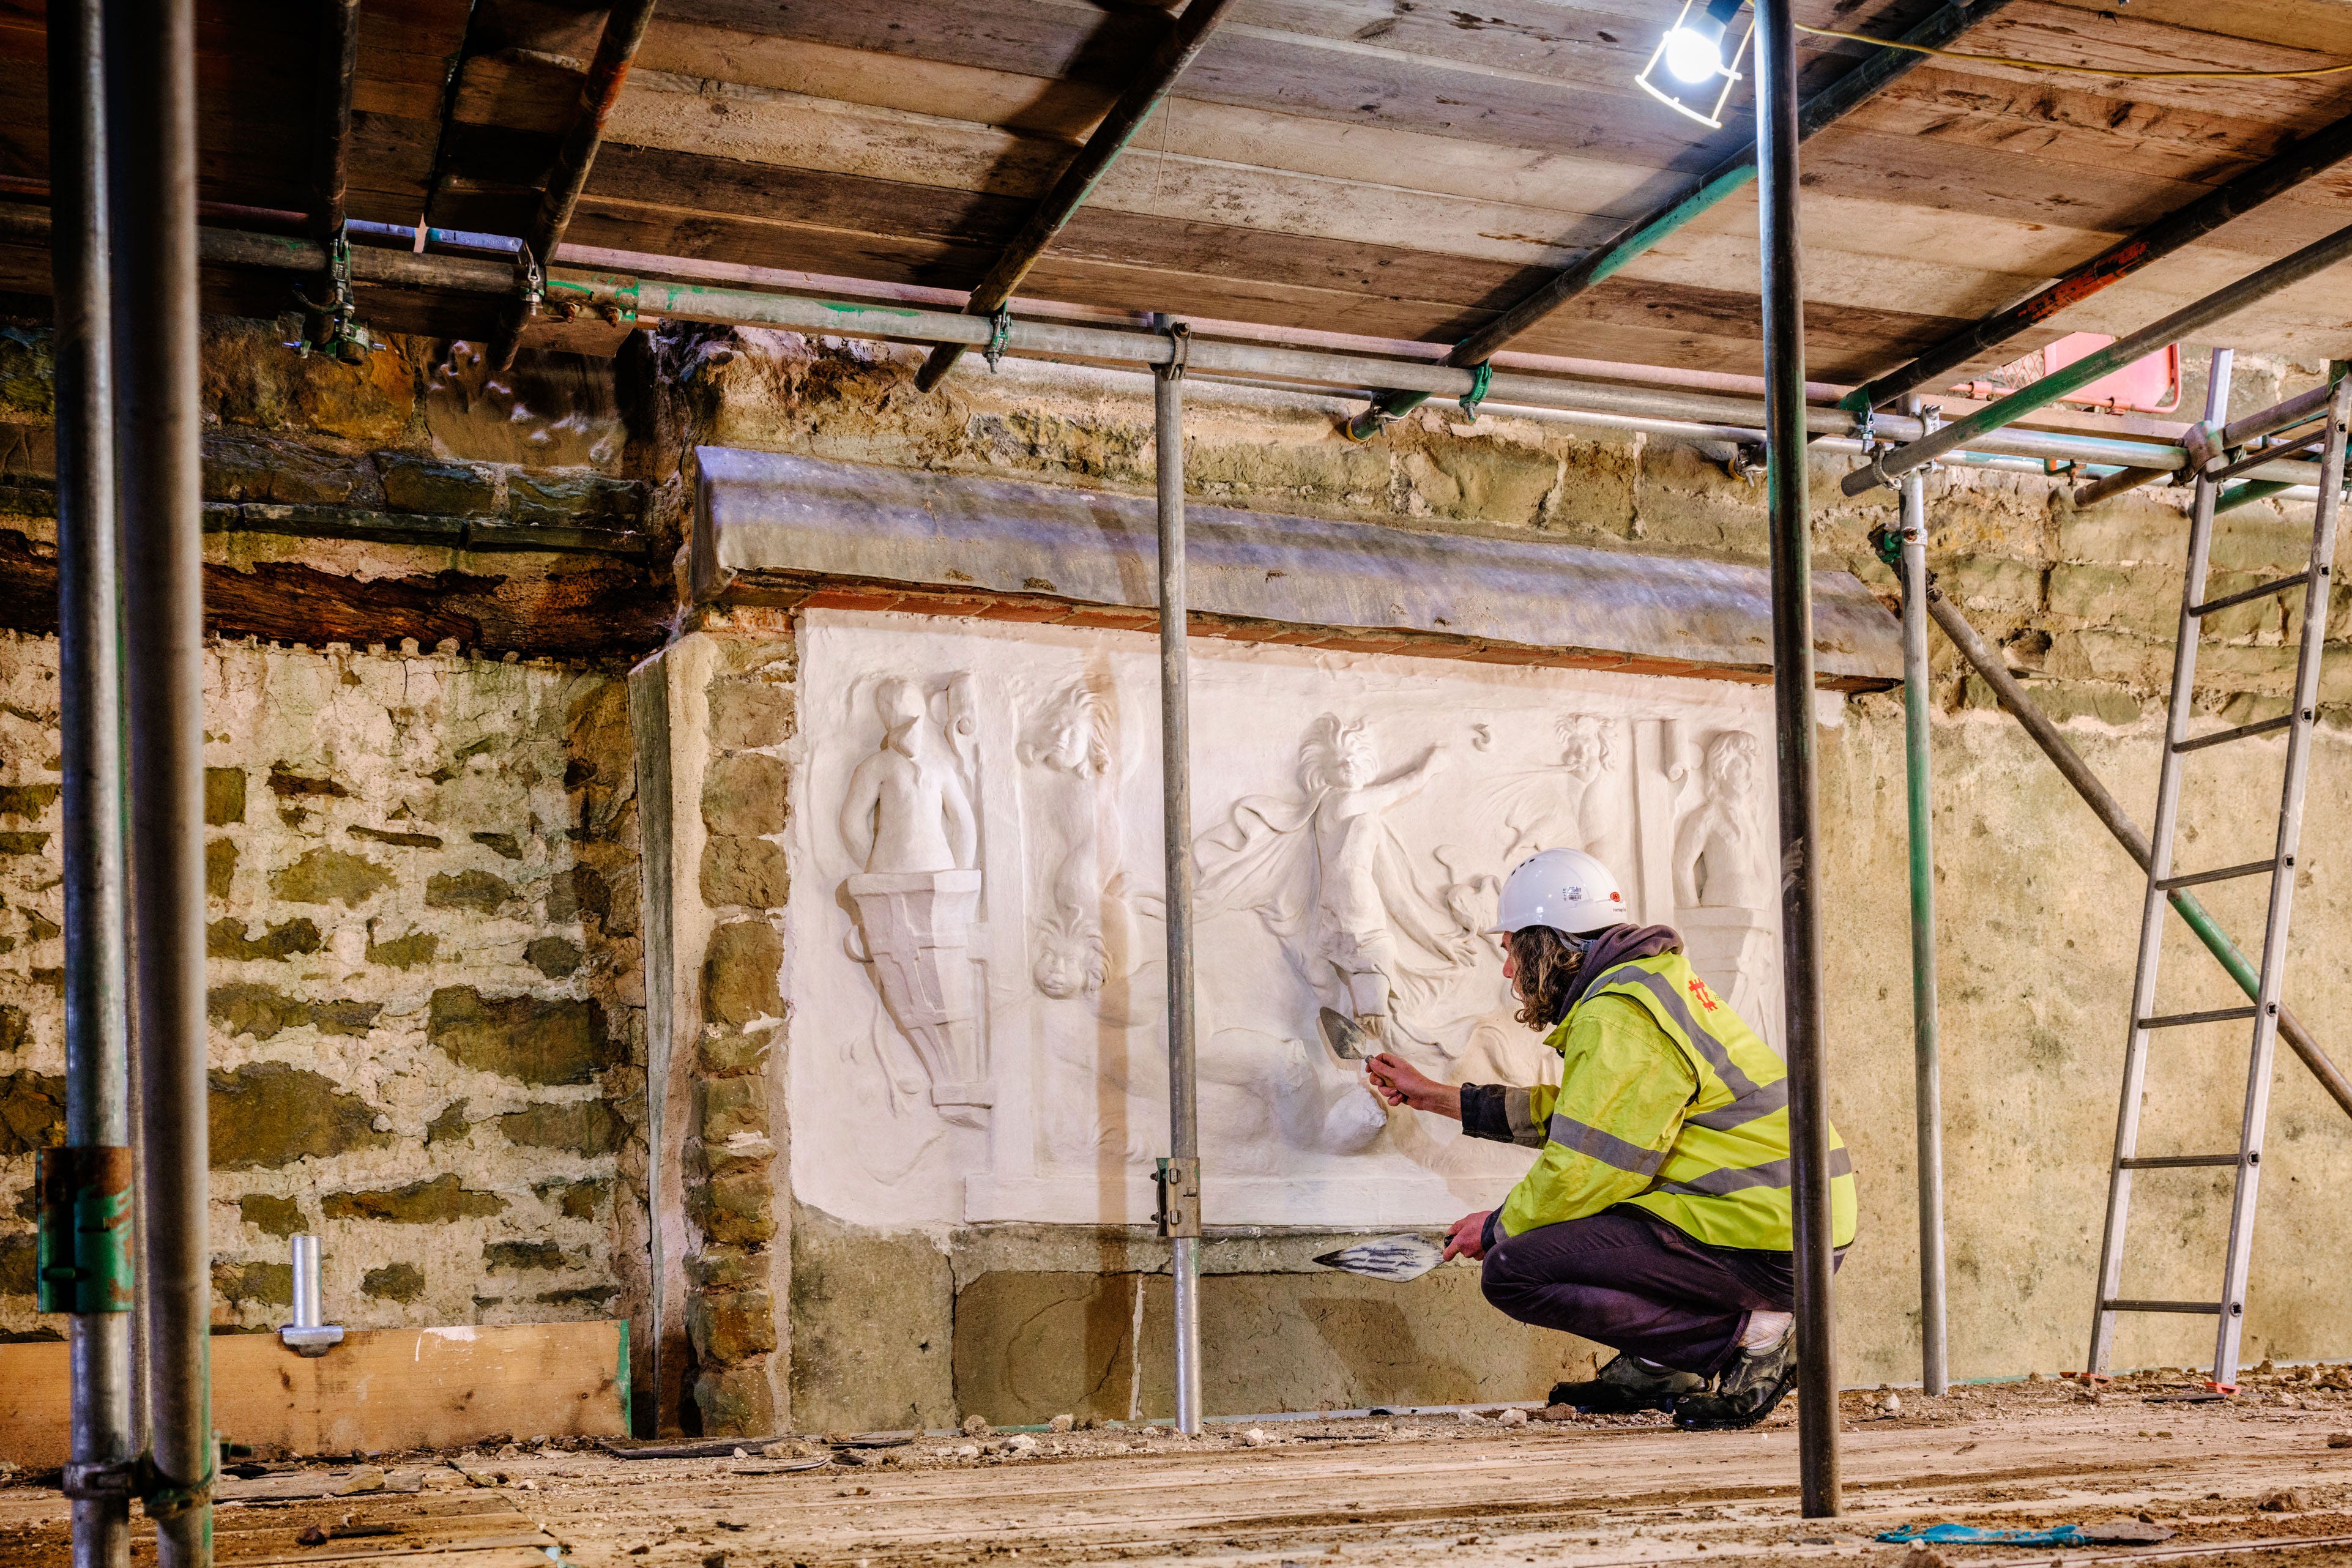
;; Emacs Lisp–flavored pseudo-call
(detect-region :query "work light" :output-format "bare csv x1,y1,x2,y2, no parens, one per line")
1637,0,1754,129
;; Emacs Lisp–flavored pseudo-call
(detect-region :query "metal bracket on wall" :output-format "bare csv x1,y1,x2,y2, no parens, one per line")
1154,1156,1202,1239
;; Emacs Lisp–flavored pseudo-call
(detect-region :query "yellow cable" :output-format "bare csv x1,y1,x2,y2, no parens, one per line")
1792,22,2352,81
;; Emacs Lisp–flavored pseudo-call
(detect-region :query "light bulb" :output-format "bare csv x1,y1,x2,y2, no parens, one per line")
1662,22,1724,83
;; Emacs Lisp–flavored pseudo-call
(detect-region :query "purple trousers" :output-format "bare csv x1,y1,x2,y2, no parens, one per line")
1480,1206,1832,1377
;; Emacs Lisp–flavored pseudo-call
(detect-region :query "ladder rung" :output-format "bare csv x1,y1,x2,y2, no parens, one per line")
2175,714,2294,752
2119,1153,2244,1169
2102,1299,2225,1315
2137,1006,2259,1030
2190,573,2307,617
2156,858,2279,891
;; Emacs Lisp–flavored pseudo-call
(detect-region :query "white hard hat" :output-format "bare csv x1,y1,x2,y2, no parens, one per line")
1485,847,1629,937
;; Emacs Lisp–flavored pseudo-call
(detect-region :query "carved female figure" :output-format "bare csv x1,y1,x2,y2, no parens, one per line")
1672,730,1770,911
1199,714,1472,1046
839,677,977,874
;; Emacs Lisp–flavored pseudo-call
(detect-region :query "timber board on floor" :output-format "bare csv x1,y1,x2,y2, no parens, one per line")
0,1322,629,1469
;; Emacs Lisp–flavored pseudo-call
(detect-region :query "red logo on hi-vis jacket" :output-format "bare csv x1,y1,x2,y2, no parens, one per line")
1687,978,1719,1013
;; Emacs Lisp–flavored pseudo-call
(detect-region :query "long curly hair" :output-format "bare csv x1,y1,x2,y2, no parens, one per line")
1508,925,1588,1031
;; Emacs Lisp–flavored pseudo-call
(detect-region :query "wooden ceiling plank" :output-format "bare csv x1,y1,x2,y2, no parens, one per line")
2038,0,2352,60
1218,0,1697,99
1175,27,1740,169
1933,4,2352,126
654,0,1160,87
1338,0,2019,428
622,35,1696,223
656,0,1746,169
1844,65,2302,189
1846,100,2352,407
568,164,1967,365
1801,124,2206,235
636,20,1114,139
346,0,477,223
601,82,1643,270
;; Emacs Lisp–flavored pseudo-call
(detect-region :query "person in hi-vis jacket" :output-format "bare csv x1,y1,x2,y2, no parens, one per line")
1366,847,1857,1430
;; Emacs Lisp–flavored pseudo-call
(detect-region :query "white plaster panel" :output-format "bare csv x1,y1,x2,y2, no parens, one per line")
786,609,1814,1230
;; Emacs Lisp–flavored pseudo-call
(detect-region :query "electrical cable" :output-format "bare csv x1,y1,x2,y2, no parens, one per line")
1792,23,2352,80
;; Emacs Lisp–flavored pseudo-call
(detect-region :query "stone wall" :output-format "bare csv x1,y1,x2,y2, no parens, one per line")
646,328,2352,1432
0,634,647,1340
0,316,667,1424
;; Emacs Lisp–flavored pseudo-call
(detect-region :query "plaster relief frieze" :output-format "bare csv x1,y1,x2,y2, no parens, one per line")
786,609,1819,1229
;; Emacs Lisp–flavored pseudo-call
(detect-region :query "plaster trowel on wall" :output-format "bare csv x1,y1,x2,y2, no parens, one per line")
1313,1234,1446,1282
1319,1006,1375,1061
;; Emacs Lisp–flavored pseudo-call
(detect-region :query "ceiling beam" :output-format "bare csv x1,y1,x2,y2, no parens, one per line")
1846,108,2352,413
911,0,1240,394
487,0,661,373
1341,0,2019,441
311,0,360,242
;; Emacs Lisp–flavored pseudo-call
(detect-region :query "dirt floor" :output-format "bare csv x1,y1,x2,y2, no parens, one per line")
9,1365,2352,1567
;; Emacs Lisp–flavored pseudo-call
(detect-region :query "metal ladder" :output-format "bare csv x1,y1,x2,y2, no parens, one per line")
2088,359,2352,1391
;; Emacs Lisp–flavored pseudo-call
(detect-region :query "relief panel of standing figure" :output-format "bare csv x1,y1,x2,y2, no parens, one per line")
1671,729,1781,1047
839,674,993,1124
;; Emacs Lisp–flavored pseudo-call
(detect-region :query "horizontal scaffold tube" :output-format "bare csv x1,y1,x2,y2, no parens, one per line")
0,205,2308,490
1845,218,2352,497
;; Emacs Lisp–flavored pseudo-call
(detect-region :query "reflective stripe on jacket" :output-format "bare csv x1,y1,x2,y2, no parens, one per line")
1490,951,1857,1252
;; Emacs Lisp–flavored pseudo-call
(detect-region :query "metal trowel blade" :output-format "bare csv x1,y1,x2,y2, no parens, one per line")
1318,1006,1373,1061
1313,1234,1445,1282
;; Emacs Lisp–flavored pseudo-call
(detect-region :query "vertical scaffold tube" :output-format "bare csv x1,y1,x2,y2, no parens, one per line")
1899,465,1948,1398
106,0,214,1559
1154,319,1203,1435
1755,0,1840,1517
51,1,132,1562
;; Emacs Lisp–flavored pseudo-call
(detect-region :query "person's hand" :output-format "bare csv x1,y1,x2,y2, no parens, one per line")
1364,1052,1462,1119
1442,1209,1493,1263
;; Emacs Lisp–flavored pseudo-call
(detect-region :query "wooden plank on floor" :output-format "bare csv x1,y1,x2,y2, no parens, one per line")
0,1323,628,1469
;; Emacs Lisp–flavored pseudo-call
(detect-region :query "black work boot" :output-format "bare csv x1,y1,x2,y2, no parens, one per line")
1547,1351,1710,1414
1672,1325,1798,1430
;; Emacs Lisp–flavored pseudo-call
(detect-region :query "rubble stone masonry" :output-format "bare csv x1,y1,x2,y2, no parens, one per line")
0,633,647,1339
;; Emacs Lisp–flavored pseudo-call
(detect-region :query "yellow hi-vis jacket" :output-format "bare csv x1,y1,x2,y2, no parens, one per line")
1490,951,1858,1252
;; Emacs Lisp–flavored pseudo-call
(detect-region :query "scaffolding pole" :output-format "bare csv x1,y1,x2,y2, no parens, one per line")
50,0,133,1562
1757,0,1840,1516
1896,459,1948,1399
106,0,214,1559
1153,316,1204,1435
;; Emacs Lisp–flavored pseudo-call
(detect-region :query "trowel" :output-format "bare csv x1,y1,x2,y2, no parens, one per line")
1312,1234,1446,1282
1318,1006,1374,1061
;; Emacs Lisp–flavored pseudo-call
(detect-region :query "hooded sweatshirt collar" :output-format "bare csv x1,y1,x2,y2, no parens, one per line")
1557,922,1682,1019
